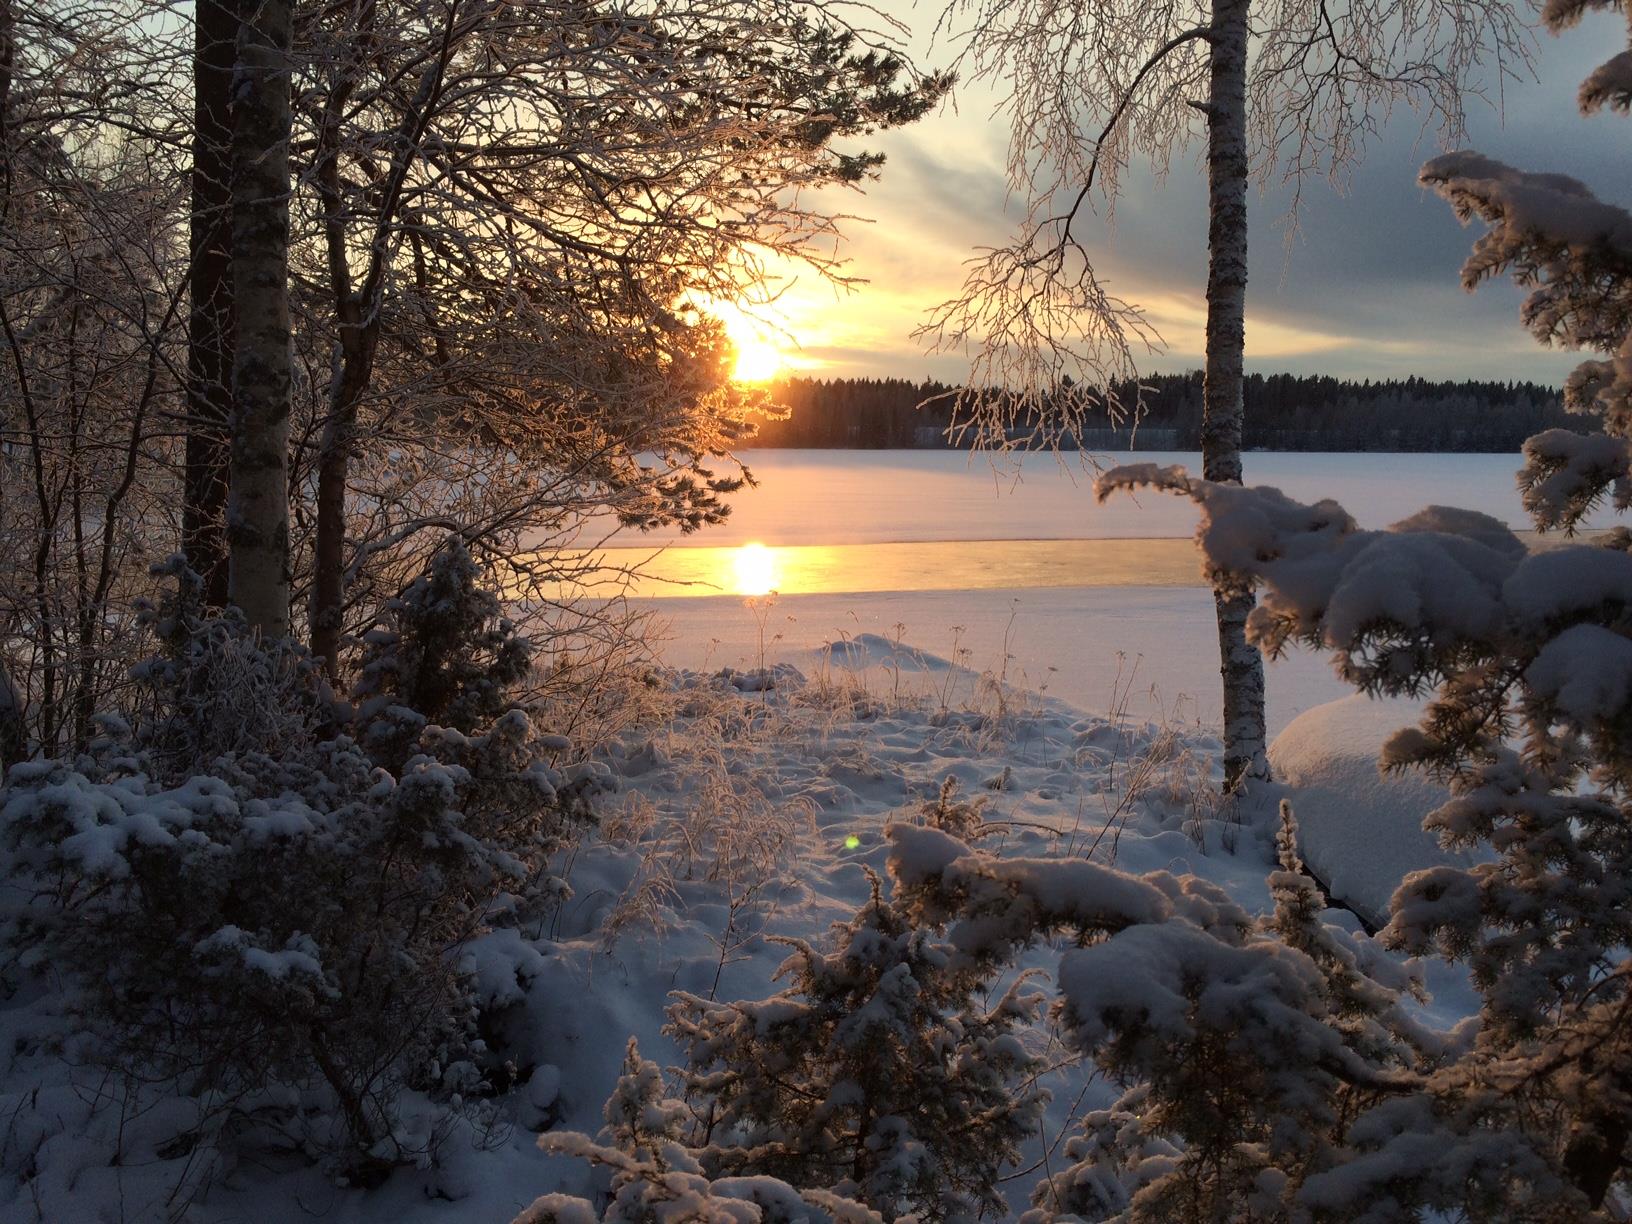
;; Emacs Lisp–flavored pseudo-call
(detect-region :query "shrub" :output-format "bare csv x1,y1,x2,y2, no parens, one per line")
0,545,600,1176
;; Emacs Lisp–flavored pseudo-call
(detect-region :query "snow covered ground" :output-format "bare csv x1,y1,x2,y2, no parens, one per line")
0,656,1470,1222
640,587,1347,736
1268,695,1474,927
2,451,1513,1220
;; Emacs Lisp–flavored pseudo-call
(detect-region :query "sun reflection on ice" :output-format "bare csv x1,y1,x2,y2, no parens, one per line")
732,542,779,596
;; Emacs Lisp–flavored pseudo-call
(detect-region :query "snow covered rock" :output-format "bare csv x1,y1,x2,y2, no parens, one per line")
1269,695,1467,929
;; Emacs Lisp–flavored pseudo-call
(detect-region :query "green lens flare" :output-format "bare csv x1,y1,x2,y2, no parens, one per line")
844,835,860,850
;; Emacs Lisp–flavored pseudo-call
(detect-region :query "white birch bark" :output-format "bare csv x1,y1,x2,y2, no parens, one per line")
1202,0,1269,788
226,0,292,638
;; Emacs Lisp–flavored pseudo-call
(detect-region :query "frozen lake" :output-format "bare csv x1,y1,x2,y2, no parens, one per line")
560,449,1579,732
582,449,1570,599
663,448,1557,545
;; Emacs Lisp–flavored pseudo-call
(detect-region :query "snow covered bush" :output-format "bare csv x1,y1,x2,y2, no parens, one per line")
129,556,340,771
518,1039,883,1224
666,874,1047,1221
886,811,1434,1221
0,545,600,1179
1019,1086,1178,1221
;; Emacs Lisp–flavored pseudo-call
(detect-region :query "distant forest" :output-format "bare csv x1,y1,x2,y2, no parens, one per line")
749,372,1573,451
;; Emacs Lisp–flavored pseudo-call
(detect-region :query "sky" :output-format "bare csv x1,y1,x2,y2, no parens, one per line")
752,3,1631,387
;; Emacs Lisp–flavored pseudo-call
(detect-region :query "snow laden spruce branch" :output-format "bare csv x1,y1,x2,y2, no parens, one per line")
1416,143,1632,534
1092,462,1632,1212
918,0,1529,790
520,811,1052,1223
879,810,1538,1221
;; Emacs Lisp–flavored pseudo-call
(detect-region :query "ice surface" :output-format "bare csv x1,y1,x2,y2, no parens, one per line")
614,450,1595,549
611,450,1585,731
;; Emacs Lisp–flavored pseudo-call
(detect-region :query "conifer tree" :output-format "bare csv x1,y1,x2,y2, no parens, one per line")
667,875,1047,1221
351,537,535,770
885,815,1427,1221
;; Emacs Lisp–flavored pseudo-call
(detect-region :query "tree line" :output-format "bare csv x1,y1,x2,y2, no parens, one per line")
749,372,1573,451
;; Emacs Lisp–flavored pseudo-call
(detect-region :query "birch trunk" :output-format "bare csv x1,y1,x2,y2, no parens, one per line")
1203,0,1269,788
226,0,293,638
184,0,235,607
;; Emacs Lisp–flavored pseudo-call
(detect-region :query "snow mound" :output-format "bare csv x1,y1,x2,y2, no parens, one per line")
1269,695,1468,929
813,633,953,672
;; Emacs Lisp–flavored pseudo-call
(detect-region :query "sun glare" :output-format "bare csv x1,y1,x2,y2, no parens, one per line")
714,304,788,383
732,542,779,596
732,337,784,383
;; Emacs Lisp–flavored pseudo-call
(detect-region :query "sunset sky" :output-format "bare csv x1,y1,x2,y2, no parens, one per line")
754,5,1629,387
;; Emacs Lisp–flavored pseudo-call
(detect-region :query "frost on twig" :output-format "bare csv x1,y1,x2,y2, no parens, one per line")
917,236,1157,453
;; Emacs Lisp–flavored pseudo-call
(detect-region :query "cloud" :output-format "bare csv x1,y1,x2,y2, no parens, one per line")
775,8,1627,386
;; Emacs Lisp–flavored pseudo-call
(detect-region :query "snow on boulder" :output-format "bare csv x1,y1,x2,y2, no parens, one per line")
1269,695,1468,930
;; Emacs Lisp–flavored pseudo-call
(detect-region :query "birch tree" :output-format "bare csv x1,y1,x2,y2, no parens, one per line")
921,0,1528,787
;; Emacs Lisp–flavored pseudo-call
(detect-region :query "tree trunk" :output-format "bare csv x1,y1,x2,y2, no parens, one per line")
0,0,13,193
184,0,236,607
309,355,370,675
306,38,447,679
1563,1093,1629,1210
226,0,293,638
0,657,23,771
1202,0,1269,789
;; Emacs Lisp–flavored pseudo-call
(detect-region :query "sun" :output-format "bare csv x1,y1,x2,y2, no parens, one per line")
713,304,788,383
731,335,784,383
